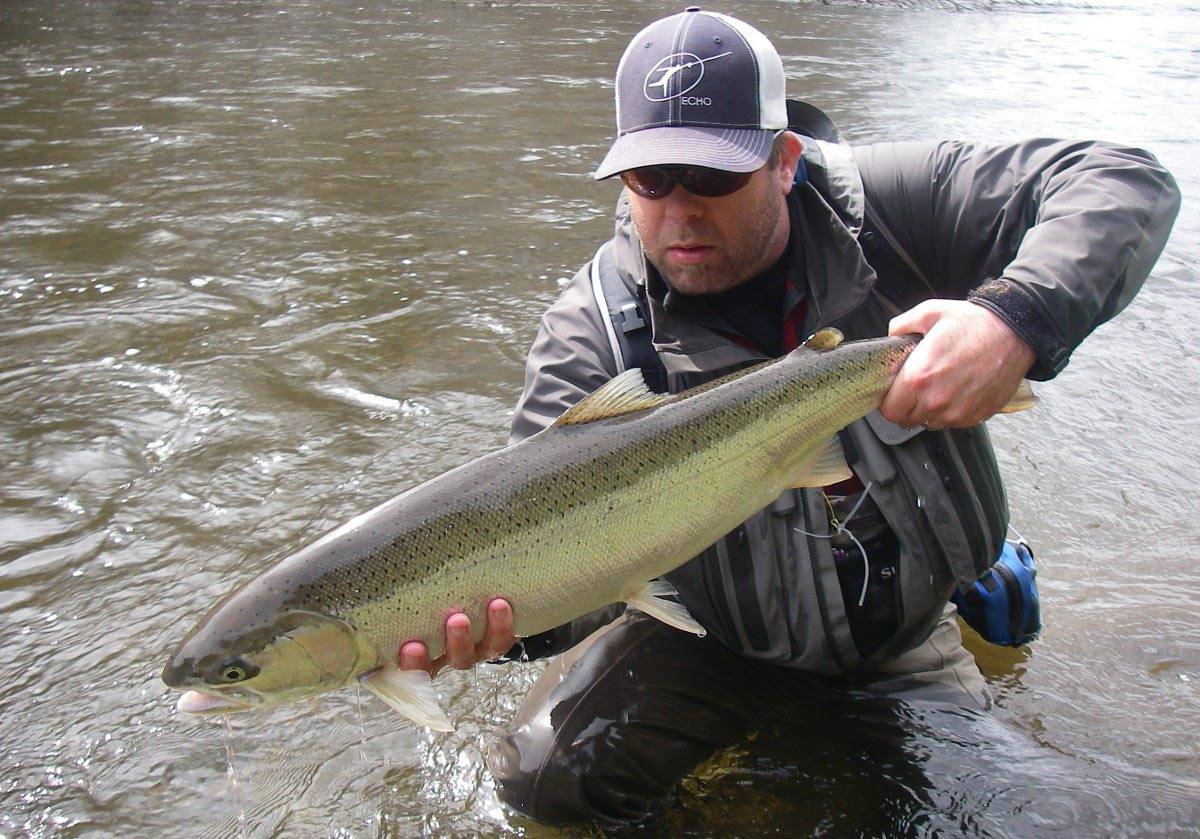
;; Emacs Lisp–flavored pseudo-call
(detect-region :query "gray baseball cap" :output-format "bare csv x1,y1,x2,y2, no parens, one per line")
593,7,788,180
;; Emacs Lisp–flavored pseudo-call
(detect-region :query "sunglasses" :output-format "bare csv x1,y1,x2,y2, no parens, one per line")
619,165,755,200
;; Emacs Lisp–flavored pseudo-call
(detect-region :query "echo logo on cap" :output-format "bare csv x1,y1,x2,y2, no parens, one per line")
642,51,731,102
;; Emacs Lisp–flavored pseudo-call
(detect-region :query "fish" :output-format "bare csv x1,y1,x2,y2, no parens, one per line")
161,329,1034,730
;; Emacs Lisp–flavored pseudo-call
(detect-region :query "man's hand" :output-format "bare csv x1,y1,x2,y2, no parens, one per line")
398,597,516,676
880,299,1036,430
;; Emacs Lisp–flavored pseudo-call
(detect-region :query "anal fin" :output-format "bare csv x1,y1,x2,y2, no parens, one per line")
359,667,454,732
626,580,706,636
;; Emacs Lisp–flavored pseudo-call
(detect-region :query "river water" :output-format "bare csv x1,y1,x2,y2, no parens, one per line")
0,0,1196,835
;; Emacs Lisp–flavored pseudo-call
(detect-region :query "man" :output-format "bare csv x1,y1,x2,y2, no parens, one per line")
399,7,1180,826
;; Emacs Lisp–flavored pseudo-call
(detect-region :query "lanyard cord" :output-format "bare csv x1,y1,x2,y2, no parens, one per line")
795,481,876,607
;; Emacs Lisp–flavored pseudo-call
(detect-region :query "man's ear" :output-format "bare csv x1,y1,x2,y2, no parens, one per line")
775,131,804,194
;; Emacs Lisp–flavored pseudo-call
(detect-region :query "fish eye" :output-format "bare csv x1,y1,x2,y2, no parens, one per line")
217,658,255,683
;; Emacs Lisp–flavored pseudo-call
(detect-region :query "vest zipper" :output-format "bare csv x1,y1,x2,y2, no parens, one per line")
873,467,946,664
800,490,848,673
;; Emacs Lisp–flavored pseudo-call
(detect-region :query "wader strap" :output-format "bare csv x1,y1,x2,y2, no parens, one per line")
589,241,668,392
590,242,626,371
862,201,937,297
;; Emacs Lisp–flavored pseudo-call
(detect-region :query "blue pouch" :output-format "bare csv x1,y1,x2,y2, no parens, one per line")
951,541,1041,646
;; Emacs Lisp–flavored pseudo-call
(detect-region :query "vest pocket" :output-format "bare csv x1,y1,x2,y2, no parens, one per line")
832,526,903,662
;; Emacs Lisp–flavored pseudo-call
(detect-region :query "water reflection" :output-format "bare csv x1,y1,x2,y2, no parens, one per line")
603,697,1195,836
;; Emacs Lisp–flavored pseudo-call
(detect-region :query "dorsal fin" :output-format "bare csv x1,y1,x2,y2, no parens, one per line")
554,368,672,427
803,328,845,351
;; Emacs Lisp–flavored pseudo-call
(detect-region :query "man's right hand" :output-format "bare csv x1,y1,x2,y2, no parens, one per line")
397,597,516,676
882,299,1036,429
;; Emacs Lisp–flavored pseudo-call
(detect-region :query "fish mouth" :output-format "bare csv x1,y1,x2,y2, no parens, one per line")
176,689,257,715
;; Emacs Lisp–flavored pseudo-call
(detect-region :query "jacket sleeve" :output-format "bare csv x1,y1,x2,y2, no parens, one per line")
854,139,1181,380
501,261,627,661
508,264,620,443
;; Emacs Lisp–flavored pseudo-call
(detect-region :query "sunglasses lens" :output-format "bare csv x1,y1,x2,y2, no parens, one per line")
619,166,754,199
680,167,753,197
620,167,675,199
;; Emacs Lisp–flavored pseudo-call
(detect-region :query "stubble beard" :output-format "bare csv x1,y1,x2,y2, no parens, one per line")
637,186,786,296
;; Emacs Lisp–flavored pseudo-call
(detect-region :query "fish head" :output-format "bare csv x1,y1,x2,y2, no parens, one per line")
163,602,374,715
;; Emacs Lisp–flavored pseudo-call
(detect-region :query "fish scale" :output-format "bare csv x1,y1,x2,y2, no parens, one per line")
163,332,919,726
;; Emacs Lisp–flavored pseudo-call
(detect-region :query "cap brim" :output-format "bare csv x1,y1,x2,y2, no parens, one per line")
593,126,777,180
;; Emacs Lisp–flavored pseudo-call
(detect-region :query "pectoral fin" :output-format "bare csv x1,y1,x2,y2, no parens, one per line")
626,580,706,636
998,380,1038,414
788,436,853,488
359,667,454,732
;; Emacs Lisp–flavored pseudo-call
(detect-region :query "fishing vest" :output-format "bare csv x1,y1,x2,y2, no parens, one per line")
587,107,1010,673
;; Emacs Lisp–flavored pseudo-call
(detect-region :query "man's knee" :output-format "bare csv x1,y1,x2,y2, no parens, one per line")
487,710,682,827
485,615,745,825
484,618,644,825
486,719,581,824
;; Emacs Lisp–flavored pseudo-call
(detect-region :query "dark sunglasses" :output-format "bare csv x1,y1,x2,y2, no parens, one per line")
619,165,755,200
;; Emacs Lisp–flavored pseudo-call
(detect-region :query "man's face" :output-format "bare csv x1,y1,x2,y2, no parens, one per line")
626,134,801,296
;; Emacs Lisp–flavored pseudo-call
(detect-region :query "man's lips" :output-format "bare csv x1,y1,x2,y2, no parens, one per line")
666,244,714,265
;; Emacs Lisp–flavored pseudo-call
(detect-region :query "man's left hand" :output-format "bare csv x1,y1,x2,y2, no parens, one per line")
880,299,1036,430
398,598,517,677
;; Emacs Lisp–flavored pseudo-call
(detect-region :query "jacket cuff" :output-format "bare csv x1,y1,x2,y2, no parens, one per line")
967,279,1070,381
499,629,566,663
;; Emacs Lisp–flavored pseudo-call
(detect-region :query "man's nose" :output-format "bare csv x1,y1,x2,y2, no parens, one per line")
661,184,706,222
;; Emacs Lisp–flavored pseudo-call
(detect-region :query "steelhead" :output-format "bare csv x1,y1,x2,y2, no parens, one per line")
161,330,1030,730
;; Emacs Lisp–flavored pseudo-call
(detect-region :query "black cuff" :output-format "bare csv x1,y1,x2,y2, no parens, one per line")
499,630,563,663
968,279,1069,381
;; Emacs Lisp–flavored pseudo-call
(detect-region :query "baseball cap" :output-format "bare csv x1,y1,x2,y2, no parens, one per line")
593,7,787,181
